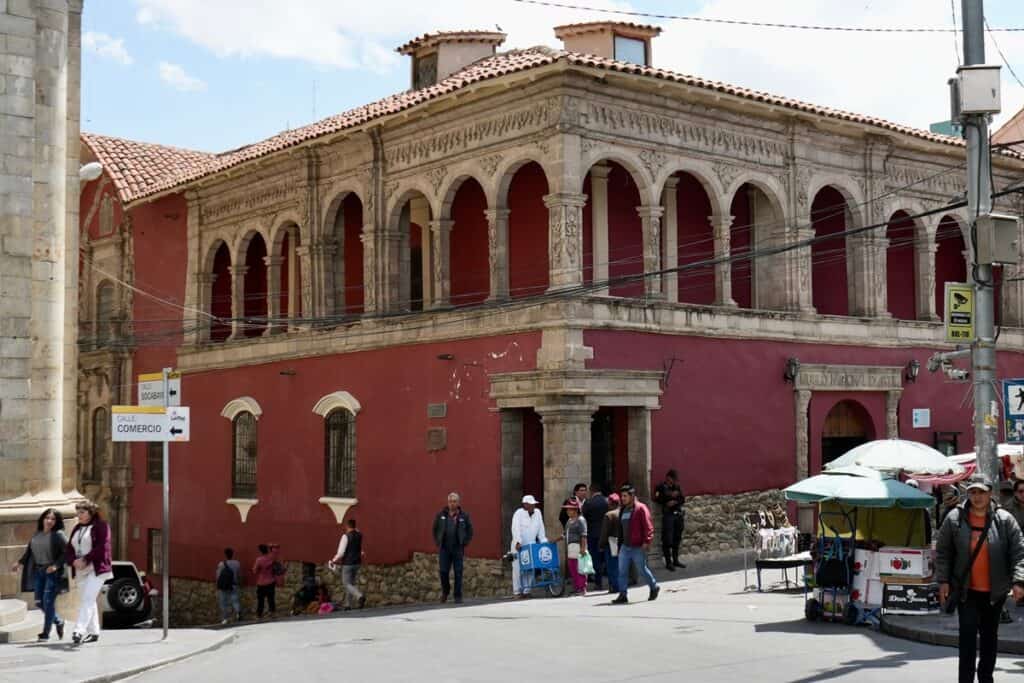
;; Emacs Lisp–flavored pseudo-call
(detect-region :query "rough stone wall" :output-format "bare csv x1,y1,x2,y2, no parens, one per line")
674,488,787,556
168,553,509,626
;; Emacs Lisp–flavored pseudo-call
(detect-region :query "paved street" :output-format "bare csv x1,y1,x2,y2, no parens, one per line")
129,569,1024,683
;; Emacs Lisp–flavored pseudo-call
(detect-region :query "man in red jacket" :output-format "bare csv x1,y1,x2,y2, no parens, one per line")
612,483,660,604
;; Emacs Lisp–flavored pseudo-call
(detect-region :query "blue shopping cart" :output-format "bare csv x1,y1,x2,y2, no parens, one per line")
519,542,564,597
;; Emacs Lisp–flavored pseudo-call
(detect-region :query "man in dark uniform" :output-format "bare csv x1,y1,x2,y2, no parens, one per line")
432,492,474,604
653,469,686,570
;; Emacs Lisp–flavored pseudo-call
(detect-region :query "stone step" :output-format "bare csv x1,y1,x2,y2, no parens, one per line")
0,600,26,627
0,608,43,644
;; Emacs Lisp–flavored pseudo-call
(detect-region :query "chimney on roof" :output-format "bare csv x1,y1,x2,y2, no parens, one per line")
554,22,661,67
397,31,507,90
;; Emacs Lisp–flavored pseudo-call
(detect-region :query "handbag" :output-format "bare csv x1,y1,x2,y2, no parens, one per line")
943,511,993,614
577,551,595,575
567,542,581,560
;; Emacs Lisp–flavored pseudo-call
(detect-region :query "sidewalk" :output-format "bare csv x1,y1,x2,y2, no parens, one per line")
882,600,1024,655
0,628,234,683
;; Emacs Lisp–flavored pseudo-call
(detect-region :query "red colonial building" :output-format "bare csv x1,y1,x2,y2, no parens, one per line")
77,23,1024,612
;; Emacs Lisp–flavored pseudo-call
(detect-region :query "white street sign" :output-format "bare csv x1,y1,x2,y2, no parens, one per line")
112,406,190,442
138,372,181,407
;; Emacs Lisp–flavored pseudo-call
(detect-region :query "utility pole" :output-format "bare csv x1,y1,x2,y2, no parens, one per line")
962,0,999,483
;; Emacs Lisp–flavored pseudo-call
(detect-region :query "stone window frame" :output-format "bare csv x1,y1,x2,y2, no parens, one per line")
313,391,361,523
88,406,109,483
94,279,116,349
221,396,262,522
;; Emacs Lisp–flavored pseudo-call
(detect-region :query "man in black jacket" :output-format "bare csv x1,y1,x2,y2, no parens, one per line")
653,469,686,570
432,492,474,604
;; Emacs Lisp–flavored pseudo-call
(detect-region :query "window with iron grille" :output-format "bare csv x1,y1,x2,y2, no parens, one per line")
324,408,356,498
95,281,115,348
232,412,258,498
146,442,163,482
89,407,108,482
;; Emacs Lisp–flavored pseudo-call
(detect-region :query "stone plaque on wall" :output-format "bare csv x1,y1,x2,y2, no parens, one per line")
427,427,447,452
427,403,447,419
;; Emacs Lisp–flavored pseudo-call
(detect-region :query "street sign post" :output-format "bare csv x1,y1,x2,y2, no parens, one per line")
138,371,181,407
1004,379,1024,444
110,406,190,442
945,282,975,343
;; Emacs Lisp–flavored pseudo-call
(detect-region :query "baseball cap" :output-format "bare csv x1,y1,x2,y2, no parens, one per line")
965,474,993,492
521,495,539,505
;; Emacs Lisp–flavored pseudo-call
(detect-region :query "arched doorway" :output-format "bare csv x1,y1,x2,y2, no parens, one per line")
821,400,875,466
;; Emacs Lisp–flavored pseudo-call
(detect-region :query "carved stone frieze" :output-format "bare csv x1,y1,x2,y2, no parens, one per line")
426,166,448,196
383,181,399,204
639,148,668,182
384,97,561,169
713,162,743,193
795,168,813,214
480,154,503,178
581,138,600,156
884,164,965,198
202,182,298,223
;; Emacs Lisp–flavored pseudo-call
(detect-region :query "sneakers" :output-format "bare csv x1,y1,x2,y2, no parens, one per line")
612,594,629,604
220,619,229,626
648,586,660,601
55,622,64,640
82,634,99,644
36,633,49,642
71,632,82,645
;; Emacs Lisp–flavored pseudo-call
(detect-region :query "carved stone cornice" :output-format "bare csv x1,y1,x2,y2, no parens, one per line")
793,363,904,392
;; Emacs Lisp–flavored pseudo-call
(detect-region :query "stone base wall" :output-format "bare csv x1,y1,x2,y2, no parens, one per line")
168,552,510,627
668,489,787,556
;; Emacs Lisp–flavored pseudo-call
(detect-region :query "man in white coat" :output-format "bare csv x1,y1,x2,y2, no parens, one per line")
511,495,546,599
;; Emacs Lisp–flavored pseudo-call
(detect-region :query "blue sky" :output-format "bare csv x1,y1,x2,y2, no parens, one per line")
82,1,1024,153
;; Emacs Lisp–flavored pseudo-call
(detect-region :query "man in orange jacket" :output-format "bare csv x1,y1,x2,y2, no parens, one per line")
612,483,660,604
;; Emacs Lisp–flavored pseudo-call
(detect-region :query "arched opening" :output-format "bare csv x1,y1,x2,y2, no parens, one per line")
448,177,489,305
277,223,301,324
604,161,643,298
822,400,875,466
395,192,431,311
506,162,549,298
671,172,714,305
935,215,968,320
328,193,365,317
886,211,918,320
210,242,232,342
243,233,268,337
811,186,851,316
325,408,356,498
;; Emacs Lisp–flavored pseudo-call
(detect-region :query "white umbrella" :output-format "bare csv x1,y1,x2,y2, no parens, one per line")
824,438,964,476
952,443,1024,463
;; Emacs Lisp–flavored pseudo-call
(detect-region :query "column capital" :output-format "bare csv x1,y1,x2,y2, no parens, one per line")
229,265,249,277
262,255,285,268
708,214,735,228
636,205,665,220
196,272,216,285
429,219,454,234
589,163,613,181
663,176,680,191
484,208,511,222
543,192,588,209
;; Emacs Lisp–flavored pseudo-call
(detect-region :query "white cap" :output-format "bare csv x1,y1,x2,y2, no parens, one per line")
521,495,539,505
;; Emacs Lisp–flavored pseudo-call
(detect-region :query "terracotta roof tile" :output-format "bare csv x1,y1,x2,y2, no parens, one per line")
554,21,663,36
396,30,506,55
85,46,1015,206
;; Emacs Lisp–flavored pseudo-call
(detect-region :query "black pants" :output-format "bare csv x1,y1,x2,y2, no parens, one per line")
958,590,1005,683
662,511,684,563
438,547,464,599
256,584,276,616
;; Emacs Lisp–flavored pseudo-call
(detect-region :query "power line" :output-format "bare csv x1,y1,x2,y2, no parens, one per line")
951,0,962,65
511,0,1024,33
986,17,1024,90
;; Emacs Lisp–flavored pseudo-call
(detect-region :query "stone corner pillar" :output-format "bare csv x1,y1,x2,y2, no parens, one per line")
709,214,737,307
485,209,510,302
885,390,902,439
916,238,940,322
535,327,594,371
636,205,664,299
543,192,587,292
661,177,679,303
536,403,594,542
590,165,611,297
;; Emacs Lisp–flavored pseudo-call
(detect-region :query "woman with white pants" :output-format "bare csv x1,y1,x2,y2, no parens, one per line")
65,501,113,645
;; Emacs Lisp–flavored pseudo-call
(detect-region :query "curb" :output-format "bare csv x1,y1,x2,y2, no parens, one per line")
880,616,1024,655
78,631,237,683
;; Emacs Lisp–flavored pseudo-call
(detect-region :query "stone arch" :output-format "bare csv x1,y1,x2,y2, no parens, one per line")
805,176,865,227
322,188,365,237
655,161,726,218
386,181,438,229
495,158,551,299
440,174,491,305
659,169,718,305
205,239,233,342
221,396,263,420
439,172,490,219
578,146,653,203
388,187,434,312
233,226,270,268
493,155,555,209
935,212,970,319
821,398,876,466
809,182,860,316
234,228,270,337
268,210,304,254
885,208,926,320
312,390,362,417
726,176,787,310
203,236,232,274
323,189,367,317
582,157,648,297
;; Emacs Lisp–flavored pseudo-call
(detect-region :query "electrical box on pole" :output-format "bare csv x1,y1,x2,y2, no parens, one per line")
957,64,1002,114
975,213,1021,265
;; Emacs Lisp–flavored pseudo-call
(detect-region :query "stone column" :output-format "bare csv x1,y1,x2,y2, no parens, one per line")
543,192,587,291
915,239,939,321
537,404,593,542
788,227,816,314
627,407,654,501
794,389,812,481
182,193,203,346
361,224,378,315
710,214,736,307
500,410,525,552
849,233,887,317
294,244,312,329
637,206,664,298
886,390,902,439
262,256,283,336
661,178,679,303
429,219,453,309
590,165,611,296
228,265,248,340
196,272,216,342
485,209,510,301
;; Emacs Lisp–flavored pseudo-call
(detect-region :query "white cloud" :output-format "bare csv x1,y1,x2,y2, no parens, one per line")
133,0,1024,130
82,31,134,65
158,61,207,92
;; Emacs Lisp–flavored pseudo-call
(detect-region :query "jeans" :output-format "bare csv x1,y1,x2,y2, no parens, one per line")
341,565,363,607
604,550,620,593
74,572,104,637
662,511,684,562
33,568,63,637
438,546,464,599
217,588,240,621
256,584,276,616
617,545,658,598
958,590,1005,683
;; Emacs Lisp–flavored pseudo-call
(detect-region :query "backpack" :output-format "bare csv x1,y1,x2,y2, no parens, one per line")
216,562,235,591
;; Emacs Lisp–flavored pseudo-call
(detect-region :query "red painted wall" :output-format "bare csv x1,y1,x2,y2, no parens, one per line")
508,162,549,298
886,212,917,320
935,215,967,320
676,173,714,305
606,162,643,298
450,179,489,305
811,187,849,316
730,186,753,309
343,194,365,315
125,333,542,581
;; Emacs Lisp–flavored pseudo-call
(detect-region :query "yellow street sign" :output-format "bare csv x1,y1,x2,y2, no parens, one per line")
945,282,975,342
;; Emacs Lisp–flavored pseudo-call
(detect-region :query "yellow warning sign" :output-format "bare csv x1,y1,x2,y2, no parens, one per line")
945,282,974,342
